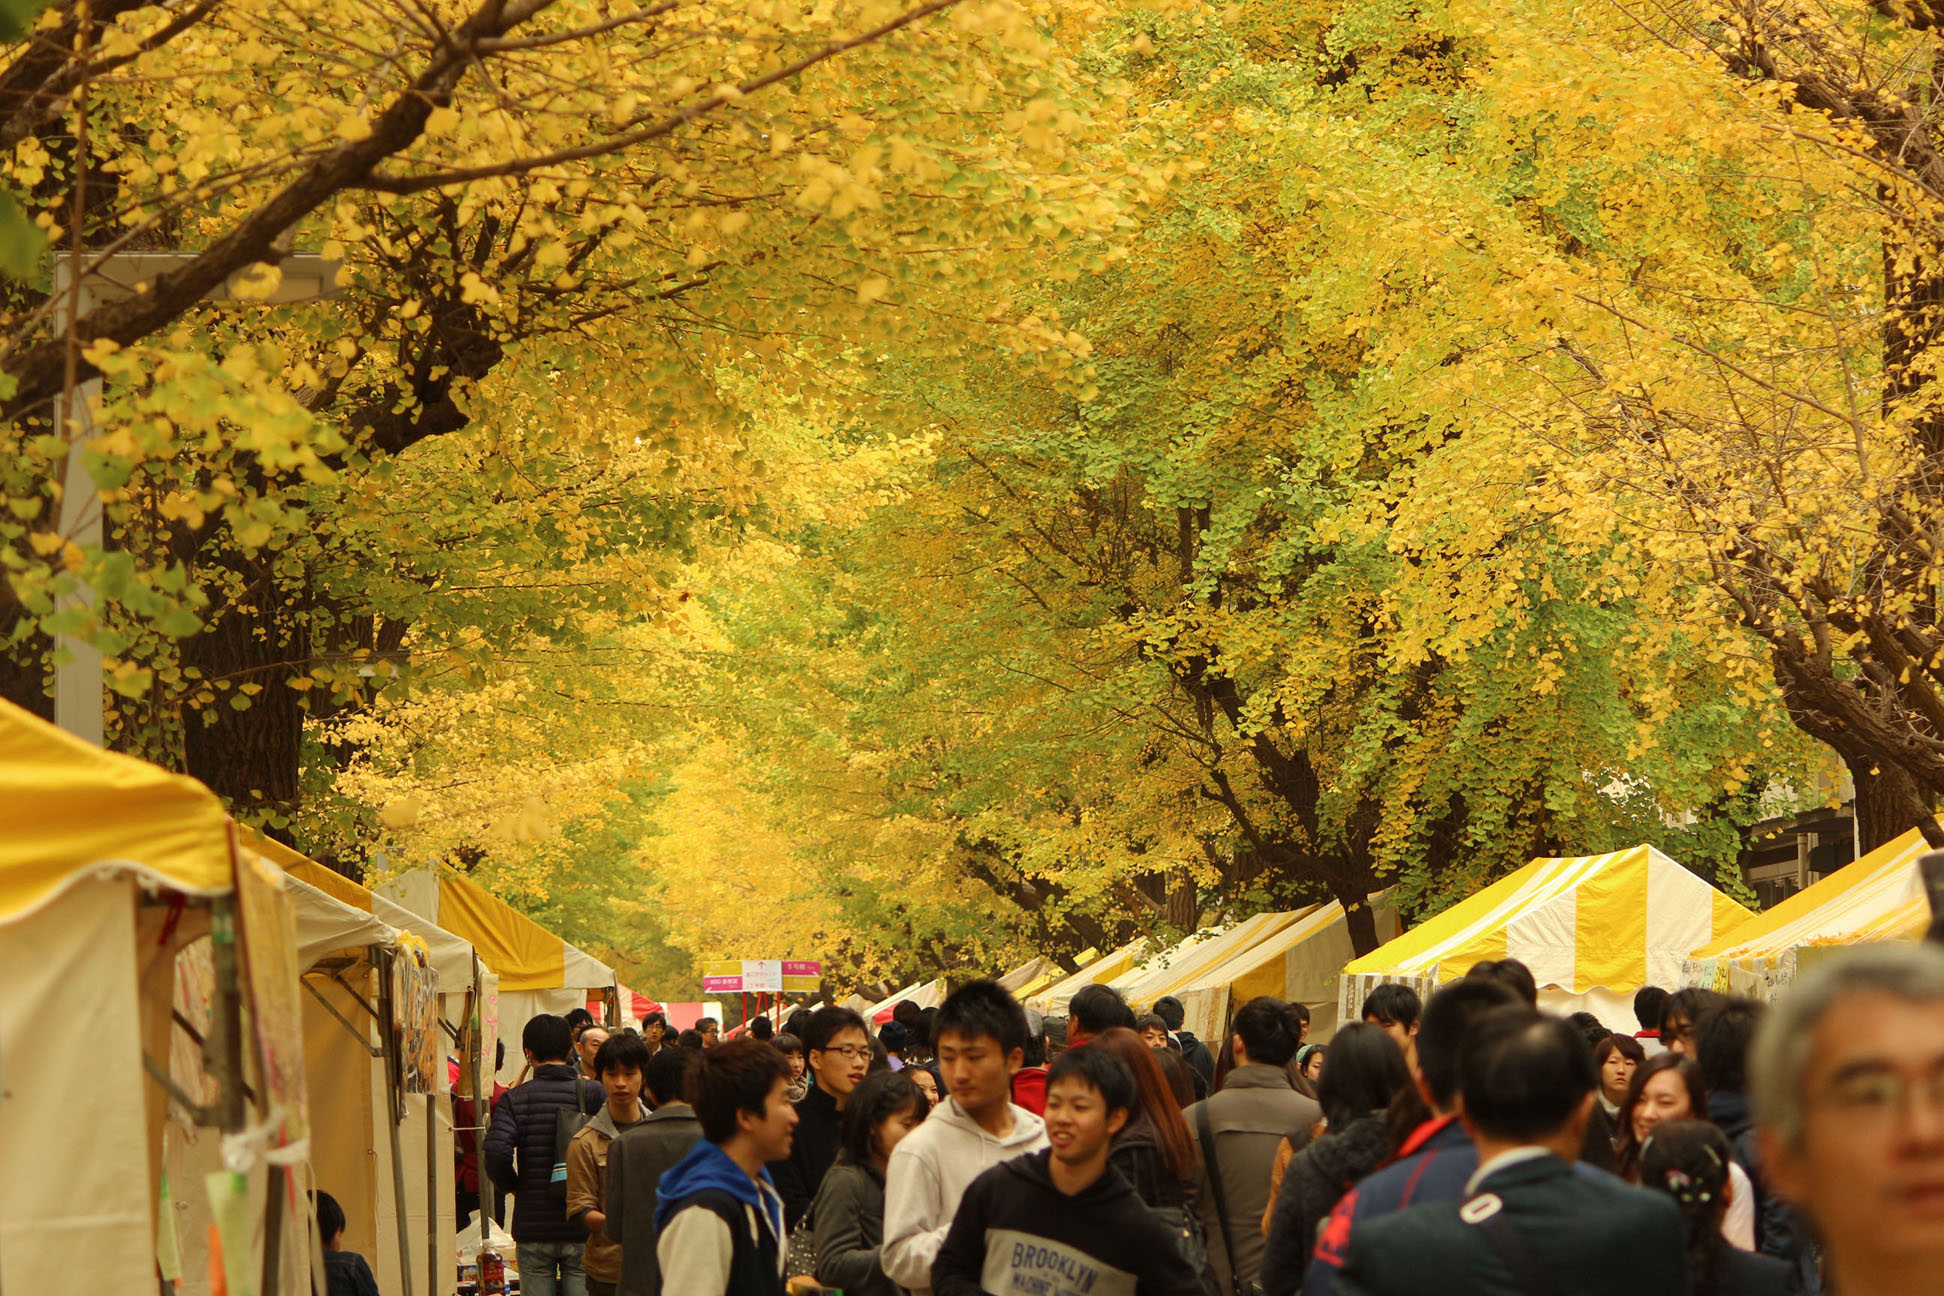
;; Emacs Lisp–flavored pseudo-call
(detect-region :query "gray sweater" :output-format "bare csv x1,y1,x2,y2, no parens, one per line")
811,1158,900,1296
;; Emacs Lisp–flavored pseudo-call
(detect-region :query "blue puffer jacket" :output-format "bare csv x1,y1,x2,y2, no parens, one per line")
482,1062,604,1243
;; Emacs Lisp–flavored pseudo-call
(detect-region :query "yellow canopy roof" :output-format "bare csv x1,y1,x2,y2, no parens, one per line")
1346,845,1753,993
1114,910,1314,1009
1028,938,1148,1014
378,868,612,992
1191,895,1402,1007
1690,827,1933,964
0,700,231,920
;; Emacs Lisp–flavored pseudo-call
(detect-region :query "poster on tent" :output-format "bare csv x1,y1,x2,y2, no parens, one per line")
393,945,443,1094
236,846,312,1140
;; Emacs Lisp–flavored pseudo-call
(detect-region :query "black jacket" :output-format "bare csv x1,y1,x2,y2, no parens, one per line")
1110,1113,1194,1212
606,1102,704,1296
1708,1090,1819,1292
1177,1030,1217,1092
932,1148,1204,1296
1708,1239,1800,1296
482,1062,604,1244
1262,1113,1392,1296
1333,1152,1689,1296
810,1158,897,1296
765,1079,843,1230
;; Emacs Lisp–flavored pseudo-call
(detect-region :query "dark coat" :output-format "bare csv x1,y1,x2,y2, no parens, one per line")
605,1102,703,1296
1110,1113,1194,1212
1581,1102,1620,1174
765,1079,842,1231
809,1158,897,1296
1708,1090,1820,1293
482,1062,604,1244
1332,1153,1691,1296
1304,1117,1476,1296
1261,1113,1392,1296
1177,1030,1217,1092
1709,1239,1801,1296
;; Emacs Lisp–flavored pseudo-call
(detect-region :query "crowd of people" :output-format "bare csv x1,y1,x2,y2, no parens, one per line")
334,941,1944,1296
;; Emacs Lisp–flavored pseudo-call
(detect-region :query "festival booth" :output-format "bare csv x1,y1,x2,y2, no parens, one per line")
1169,896,1403,1043
1341,846,1754,1032
997,955,1061,1001
870,977,945,1025
377,868,615,1083
0,700,312,1296
1112,910,1314,1010
1027,938,1149,1015
1682,826,1935,999
246,832,490,1296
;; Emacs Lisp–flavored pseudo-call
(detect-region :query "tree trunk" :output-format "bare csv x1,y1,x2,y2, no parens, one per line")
1846,752,1944,851
179,566,306,834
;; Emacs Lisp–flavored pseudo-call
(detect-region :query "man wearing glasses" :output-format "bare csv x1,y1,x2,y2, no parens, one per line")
1754,943,1944,1296
767,1004,873,1230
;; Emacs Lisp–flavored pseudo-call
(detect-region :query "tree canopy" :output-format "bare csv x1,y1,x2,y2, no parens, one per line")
6,0,1941,994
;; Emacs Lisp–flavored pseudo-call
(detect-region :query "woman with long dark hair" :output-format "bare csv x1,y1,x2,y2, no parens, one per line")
809,1069,926,1296
1639,1121,1795,1295
1259,1023,1411,1296
1090,1027,1199,1208
1614,1052,1756,1249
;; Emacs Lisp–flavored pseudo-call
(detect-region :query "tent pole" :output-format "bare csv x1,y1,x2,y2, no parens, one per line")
474,958,492,1255
379,948,416,1296
427,1092,440,1296
208,894,247,1132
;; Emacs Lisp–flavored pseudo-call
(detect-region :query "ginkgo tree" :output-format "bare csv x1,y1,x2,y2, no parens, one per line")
0,0,1152,836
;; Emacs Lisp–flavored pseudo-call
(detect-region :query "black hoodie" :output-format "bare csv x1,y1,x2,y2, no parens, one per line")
931,1148,1203,1296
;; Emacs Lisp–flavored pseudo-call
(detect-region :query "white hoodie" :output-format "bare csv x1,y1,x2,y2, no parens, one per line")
880,1096,1047,1295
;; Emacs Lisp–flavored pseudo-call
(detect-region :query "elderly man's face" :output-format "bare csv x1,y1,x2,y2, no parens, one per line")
1767,991,1944,1267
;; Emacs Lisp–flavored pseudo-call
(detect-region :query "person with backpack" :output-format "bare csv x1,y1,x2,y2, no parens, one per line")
606,1048,703,1296
483,1014,606,1296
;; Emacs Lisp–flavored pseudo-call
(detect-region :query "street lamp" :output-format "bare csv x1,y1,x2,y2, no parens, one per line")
51,250,344,745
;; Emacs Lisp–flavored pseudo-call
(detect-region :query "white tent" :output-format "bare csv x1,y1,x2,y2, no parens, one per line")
377,868,613,1083
0,700,311,1296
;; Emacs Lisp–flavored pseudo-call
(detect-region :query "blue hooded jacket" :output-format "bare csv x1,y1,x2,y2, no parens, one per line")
653,1137,786,1241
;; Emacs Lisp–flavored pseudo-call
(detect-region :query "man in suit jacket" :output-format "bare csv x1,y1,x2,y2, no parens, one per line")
1334,1008,1690,1296
606,1048,703,1296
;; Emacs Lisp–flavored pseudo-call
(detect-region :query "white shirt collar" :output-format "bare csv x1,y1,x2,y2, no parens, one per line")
1463,1146,1554,1196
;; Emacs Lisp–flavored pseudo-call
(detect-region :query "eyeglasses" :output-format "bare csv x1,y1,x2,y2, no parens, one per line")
817,1045,871,1062
1815,1063,1944,1126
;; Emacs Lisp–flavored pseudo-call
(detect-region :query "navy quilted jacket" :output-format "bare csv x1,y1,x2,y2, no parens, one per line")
482,1062,604,1243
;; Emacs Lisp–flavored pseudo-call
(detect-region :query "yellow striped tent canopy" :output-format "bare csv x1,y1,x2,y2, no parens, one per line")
1110,910,1315,1012
1682,826,1935,999
1342,846,1753,1031
1169,895,1402,1044
1027,938,1149,1015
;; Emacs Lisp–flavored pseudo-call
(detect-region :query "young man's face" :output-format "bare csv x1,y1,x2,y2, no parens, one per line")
1365,1015,1415,1054
602,1063,643,1110
937,1028,1023,1115
1044,1074,1127,1175
1765,992,1944,1270
742,1075,799,1163
812,1026,871,1101
700,1021,720,1048
643,1020,664,1045
1140,1025,1170,1050
1662,1012,1696,1058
